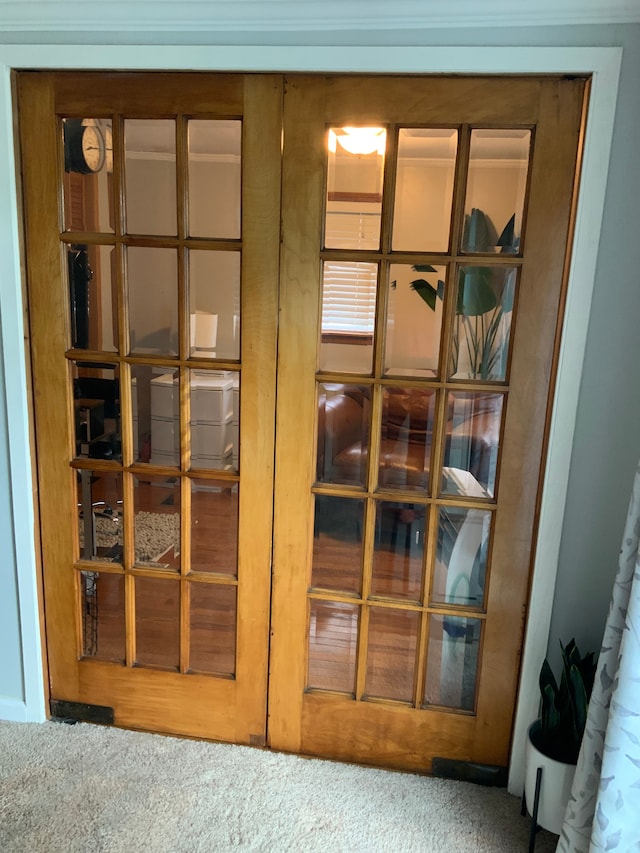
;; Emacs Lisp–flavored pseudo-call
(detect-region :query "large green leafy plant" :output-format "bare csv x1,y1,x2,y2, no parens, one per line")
535,638,597,764
410,264,514,380
408,208,516,380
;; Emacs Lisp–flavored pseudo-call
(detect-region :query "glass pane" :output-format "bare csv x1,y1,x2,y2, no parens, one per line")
189,582,236,676
131,366,179,466
307,600,359,694
80,570,125,662
365,607,419,702
325,126,386,250
133,475,180,569
76,469,123,563
127,247,178,356
72,361,121,462
424,615,482,711
231,373,239,471
67,245,117,352
311,495,364,595
385,264,445,378
371,502,426,601
433,507,491,608
392,128,457,252
135,576,180,669
379,387,436,492
189,250,240,361
316,383,370,487
191,479,238,576
442,392,503,499
125,119,176,236
461,130,531,254
188,120,241,239
319,261,377,374
63,118,114,232
190,369,234,471
450,266,517,382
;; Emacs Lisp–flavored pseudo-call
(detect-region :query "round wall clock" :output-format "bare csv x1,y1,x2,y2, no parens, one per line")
64,119,106,174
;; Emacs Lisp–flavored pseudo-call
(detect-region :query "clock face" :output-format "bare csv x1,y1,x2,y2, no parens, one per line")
81,126,106,173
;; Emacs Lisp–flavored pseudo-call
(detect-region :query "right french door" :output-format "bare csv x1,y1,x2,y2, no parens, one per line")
269,74,588,772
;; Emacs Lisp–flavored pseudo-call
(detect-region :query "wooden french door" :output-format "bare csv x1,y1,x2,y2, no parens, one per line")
18,72,282,743
18,72,587,771
268,74,587,772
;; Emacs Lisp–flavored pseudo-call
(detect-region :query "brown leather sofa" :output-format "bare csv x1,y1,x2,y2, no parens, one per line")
317,384,502,496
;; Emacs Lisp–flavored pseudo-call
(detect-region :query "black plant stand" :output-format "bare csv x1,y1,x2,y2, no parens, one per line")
521,766,543,853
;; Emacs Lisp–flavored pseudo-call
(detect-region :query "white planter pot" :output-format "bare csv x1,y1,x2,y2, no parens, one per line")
524,720,577,835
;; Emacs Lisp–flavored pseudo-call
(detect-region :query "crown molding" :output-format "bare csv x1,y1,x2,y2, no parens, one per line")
0,1,639,34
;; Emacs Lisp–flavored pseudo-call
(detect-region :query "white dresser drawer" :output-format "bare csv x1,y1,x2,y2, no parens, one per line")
192,420,232,458
191,375,233,424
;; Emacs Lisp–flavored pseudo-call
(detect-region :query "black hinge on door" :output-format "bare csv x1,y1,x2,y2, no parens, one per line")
50,699,114,725
431,757,507,787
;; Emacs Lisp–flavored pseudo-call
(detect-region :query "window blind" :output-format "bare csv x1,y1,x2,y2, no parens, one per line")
322,211,380,335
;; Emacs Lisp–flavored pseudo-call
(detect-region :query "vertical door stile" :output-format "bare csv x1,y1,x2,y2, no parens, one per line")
269,75,327,753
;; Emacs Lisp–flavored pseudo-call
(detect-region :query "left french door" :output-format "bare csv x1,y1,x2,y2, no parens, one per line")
18,72,282,742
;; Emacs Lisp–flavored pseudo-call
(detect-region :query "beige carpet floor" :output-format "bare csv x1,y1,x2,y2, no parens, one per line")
0,720,558,852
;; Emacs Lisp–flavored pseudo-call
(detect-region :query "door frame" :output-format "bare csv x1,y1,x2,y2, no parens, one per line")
0,45,622,795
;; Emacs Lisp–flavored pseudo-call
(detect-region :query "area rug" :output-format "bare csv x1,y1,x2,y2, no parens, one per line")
79,511,180,564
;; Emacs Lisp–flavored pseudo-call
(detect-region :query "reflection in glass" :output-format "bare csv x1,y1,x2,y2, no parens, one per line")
188,120,241,239
318,261,378,374
63,118,114,233
76,469,123,562
189,250,241,361
365,607,419,702
325,127,386,250
127,247,178,356
135,576,180,669
462,130,531,255
450,266,517,382
371,502,426,601
379,387,436,491
441,393,503,499
231,373,240,471
316,383,370,487
307,600,359,693
385,264,445,378
433,507,491,608
392,128,457,253
190,370,234,471
80,571,125,662
72,361,121,462
130,366,179,466
133,475,180,569
125,119,177,236
189,582,236,676
67,245,117,352
311,495,364,595
424,614,482,711
191,480,238,576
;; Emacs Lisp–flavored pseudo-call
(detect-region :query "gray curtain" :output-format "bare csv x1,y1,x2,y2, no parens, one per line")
557,462,640,852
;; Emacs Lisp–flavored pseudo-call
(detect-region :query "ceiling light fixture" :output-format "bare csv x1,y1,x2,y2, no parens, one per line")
328,127,386,156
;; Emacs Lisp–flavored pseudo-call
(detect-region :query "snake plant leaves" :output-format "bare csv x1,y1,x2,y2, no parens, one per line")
537,639,597,763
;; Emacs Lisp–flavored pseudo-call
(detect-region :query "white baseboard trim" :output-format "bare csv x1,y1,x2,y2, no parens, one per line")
0,697,46,723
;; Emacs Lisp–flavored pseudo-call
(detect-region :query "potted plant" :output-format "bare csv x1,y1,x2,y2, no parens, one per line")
524,639,596,836
406,209,517,381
